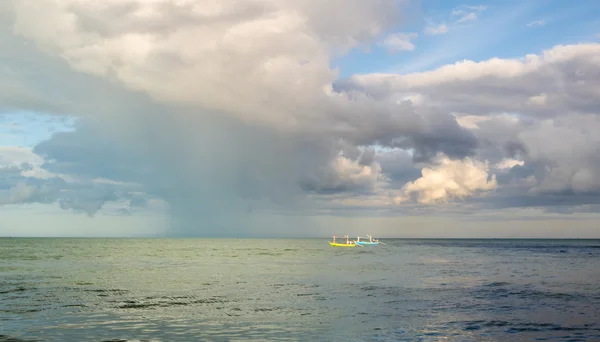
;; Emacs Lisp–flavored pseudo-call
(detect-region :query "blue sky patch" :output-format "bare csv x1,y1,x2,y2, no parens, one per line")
0,112,77,148
331,0,600,77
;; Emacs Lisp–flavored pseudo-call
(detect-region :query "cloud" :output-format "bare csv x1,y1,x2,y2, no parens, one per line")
0,144,155,217
456,12,478,23
526,19,546,27
464,5,488,11
382,32,418,52
452,5,488,14
393,154,497,205
342,42,600,210
346,43,600,116
451,4,486,24
0,146,46,174
494,159,525,170
518,114,600,195
300,153,387,195
424,24,448,36
9,0,403,129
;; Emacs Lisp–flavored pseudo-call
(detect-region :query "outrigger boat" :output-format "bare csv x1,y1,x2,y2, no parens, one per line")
329,235,356,247
355,234,380,246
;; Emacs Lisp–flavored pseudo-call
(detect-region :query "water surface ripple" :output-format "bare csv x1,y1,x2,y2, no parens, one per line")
1,238,599,341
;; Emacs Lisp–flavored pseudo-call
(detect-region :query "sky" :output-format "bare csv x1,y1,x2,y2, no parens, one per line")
1,0,600,238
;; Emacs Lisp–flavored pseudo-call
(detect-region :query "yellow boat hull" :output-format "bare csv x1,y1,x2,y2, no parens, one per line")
329,242,356,247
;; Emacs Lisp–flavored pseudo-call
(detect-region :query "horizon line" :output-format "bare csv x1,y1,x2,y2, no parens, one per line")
1,236,599,240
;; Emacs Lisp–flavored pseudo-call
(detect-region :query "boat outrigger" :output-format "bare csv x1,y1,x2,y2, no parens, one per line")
329,235,356,247
355,234,380,246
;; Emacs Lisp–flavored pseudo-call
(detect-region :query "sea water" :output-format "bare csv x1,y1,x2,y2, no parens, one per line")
1,238,599,341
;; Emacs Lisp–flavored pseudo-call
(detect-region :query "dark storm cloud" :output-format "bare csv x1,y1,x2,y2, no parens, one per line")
326,95,480,163
33,125,152,185
376,150,421,187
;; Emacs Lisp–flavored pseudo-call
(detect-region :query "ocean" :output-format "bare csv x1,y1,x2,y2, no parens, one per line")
1,238,599,341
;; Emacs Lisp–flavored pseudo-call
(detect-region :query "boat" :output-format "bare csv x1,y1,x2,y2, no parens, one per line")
354,234,380,246
328,235,356,247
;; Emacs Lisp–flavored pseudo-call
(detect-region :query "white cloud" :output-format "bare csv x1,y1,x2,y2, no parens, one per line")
350,43,600,90
527,19,546,27
300,151,389,197
399,93,426,106
456,12,478,23
526,93,548,106
0,146,42,166
0,182,38,205
329,155,386,192
424,23,448,36
495,159,525,170
453,5,487,14
393,154,497,205
464,5,488,11
10,0,403,130
451,4,486,24
453,114,492,129
0,146,55,179
382,32,418,52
